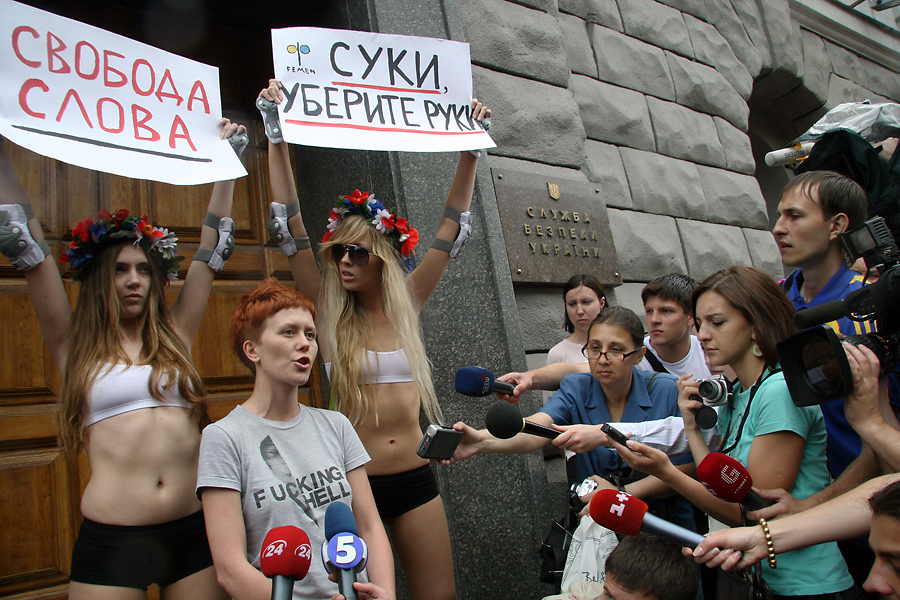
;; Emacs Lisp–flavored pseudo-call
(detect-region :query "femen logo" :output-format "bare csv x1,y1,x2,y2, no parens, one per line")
286,42,310,66
263,539,287,558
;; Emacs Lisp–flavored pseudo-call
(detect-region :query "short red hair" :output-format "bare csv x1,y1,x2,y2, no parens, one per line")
229,278,317,373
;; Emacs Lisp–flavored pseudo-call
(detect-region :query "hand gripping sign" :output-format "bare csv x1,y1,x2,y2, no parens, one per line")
0,0,246,185
270,26,494,153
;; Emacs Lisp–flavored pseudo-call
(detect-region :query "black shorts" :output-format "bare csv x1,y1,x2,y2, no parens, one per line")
69,511,214,589
368,464,439,520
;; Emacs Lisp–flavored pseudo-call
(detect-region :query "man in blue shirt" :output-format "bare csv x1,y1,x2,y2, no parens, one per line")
774,170,877,590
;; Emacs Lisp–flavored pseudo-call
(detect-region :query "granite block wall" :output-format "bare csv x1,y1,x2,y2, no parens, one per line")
364,0,900,597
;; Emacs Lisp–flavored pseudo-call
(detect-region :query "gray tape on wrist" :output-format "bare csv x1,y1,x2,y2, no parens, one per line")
430,237,454,253
294,237,311,250
442,206,462,223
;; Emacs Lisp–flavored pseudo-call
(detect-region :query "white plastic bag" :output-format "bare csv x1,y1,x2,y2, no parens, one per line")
559,516,618,594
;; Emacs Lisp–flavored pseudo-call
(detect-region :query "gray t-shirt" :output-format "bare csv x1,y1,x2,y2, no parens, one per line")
197,404,370,600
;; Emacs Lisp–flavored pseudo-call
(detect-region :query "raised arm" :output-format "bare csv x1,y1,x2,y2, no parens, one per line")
0,139,71,368
407,100,490,308
170,119,246,346
257,80,322,310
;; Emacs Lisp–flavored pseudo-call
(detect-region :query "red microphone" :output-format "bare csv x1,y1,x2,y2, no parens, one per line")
697,453,773,511
589,489,704,548
260,526,312,600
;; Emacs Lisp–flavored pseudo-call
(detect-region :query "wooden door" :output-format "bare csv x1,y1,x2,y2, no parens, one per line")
0,2,326,598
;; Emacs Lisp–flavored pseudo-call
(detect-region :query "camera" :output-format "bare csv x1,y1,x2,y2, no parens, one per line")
694,374,732,406
687,374,732,429
778,216,900,406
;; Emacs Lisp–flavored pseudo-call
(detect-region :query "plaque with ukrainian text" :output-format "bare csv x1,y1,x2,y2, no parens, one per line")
491,168,622,286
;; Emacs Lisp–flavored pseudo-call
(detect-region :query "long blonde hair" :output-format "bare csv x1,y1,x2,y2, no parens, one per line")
58,239,208,452
319,215,442,426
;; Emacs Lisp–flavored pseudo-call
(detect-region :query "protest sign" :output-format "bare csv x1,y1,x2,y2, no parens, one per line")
0,0,247,185
270,27,494,152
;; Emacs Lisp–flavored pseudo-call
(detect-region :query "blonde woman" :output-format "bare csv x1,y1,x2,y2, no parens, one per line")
0,122,244,600
257,79,489,600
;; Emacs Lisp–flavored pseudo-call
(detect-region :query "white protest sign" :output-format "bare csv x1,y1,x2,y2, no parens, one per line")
271,27,494,152
0,0,246,185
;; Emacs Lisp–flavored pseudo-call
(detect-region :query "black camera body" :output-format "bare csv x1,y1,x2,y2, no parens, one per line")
778,216,900,406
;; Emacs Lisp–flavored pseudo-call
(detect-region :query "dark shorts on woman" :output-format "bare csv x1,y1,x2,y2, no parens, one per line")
368,463,439,520
69,510,213,589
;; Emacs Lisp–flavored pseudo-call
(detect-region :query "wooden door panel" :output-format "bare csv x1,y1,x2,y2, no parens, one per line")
0,449,75,597
0,2,323,596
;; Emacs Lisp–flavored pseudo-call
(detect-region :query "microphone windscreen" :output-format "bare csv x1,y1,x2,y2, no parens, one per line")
697,453,753,503
794,300,846,330
325,501,358,540
260,526,312,579
455,366,495,397
485,402,525,439
589,489,647,536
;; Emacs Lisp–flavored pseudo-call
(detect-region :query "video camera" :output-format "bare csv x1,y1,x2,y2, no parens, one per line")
777,216,900,406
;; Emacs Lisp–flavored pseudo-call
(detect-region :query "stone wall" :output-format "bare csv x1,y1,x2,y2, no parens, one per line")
461,0,900,355
364,0,900,597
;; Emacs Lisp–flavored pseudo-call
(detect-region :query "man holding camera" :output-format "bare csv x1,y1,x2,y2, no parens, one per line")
771,170,880,590
775,170,874,481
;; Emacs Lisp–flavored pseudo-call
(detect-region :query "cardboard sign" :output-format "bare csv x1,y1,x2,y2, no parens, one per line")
271,27,494,152
0,0,247,185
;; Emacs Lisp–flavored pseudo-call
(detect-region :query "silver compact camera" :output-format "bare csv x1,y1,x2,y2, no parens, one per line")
695,374,731,406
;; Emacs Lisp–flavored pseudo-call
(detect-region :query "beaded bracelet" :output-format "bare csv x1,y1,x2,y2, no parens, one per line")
758,517,776,568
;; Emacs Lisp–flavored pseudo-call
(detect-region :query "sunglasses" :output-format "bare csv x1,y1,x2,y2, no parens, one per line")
331,243,370,267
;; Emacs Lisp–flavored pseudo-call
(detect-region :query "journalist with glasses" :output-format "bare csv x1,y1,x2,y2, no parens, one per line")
445,306,698,532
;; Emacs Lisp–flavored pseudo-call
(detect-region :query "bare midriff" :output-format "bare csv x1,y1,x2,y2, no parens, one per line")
80,406,202,525
355,381,428,476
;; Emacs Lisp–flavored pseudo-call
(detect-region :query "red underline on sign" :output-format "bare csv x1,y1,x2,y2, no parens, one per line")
331,81,443,94
284,119,484,135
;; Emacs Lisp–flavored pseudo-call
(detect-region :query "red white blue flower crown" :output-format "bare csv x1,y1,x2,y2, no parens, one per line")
61,209,182,283
323,190,419,271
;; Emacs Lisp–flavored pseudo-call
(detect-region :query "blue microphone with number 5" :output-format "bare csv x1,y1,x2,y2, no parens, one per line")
322,501,368,600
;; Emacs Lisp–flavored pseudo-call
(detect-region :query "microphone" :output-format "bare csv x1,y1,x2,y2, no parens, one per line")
696,453,773,511
589,489,704,548
322,502,368,600
485,402,560,440
260,526,312,600
455,366,516,397
764,142,814,167
793,300,846,330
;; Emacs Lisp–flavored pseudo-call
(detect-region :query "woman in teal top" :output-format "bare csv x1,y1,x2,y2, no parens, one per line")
610,266,858,599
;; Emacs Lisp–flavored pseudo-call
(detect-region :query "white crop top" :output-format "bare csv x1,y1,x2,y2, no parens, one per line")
324,348,414,384
84,364,191,427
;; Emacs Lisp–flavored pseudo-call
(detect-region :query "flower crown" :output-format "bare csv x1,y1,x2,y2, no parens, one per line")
61,209,183,283
322,190,419,271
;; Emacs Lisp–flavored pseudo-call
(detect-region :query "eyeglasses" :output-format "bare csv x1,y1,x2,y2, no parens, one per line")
331,244,370,267
581,345,640,362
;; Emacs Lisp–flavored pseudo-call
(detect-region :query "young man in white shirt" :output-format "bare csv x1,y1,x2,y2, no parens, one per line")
635,274,710,379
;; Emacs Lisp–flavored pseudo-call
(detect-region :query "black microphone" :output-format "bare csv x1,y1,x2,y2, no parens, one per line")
794,300,846,330
485,402,559,440
455,366,516,397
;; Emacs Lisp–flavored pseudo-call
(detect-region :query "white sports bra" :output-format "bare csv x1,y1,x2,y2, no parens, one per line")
325,348,414,384
84,364,191,427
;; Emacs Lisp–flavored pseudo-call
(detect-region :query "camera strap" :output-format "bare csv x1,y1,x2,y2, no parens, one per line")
720,367,782,455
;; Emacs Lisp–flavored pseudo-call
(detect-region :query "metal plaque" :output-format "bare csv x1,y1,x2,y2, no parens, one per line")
491,168,622,286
